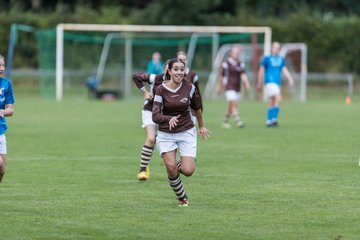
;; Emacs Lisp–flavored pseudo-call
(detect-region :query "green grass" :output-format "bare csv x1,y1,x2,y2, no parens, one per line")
0,95,359,240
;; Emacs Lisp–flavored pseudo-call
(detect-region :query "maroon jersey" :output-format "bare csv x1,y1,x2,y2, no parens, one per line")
184,68,203,111
152,81,201,133
132,73,164,111
220,58,246,92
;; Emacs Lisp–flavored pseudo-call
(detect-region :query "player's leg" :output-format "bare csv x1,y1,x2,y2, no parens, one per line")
271,93,282,126
0,155,6,183
230,96,244,128
265,83,280,127
157,131,188,206
174,127,198,206
163,151,188,206
179,156,195,177
138,110,156,181
266,97,275,127
0,135,7,183
222,91,234,129
222,101,231,129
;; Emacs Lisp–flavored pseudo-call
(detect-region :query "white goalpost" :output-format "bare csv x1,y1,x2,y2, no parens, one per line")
55,23,272,101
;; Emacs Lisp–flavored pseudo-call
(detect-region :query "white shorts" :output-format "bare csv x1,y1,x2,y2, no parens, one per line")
265,83,281,98
156,127,197,158
142,110,156,128
190,110,197,125
0,134,7,154
225,90,241,102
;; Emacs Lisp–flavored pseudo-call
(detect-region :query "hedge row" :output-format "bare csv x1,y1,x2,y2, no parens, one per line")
0,5,359,74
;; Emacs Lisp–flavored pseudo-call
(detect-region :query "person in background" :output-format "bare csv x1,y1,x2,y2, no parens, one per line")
176,50,203,120
257,42,294,127
147,52,164,75
216,46,250,129
0,54,15,183
132,62,168,181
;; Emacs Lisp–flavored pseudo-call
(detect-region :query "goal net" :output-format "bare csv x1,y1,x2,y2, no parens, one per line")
37,24,272,101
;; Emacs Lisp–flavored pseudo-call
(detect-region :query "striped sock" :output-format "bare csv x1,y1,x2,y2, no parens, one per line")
223,113,230,123
232,112,242,126
139,145,153,172
168,174,187,200
176,159,182,174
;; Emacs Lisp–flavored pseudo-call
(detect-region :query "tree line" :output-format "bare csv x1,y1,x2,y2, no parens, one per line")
0,0,359,74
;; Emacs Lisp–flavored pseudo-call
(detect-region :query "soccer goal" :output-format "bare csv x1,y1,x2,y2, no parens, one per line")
52,24,271,101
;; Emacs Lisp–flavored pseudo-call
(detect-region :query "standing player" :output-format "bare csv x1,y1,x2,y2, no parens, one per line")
216,46,250,129
257,42,294,127
132,64,167,181
0,54,15,183
176,51,203,121
147,52,164,75
152,58,210,206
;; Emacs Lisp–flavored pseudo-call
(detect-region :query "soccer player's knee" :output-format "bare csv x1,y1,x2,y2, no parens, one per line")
182,168,195,177
146,136,156,146
0,161,4,174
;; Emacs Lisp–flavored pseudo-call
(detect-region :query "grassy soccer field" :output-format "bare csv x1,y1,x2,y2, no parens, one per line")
0,95,359,239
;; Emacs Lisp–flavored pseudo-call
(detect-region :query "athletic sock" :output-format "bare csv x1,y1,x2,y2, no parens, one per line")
168,174,187,200
273,106,280,122
139,145,153,172
223,113,230,123
232,112,242,125
267,107,274,124
176,159,182,174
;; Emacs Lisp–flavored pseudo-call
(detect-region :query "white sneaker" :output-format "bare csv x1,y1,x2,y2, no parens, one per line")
237,121,244,128
222,122,231,129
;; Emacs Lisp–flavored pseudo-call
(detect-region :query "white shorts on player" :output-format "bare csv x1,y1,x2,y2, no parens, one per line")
142,110,156,128
265,83,281,98
156,127,197,158
0,134,7,154
225,90,241,102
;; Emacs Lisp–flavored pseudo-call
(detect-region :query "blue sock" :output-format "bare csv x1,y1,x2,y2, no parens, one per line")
267,107,274,123
273,107,280,121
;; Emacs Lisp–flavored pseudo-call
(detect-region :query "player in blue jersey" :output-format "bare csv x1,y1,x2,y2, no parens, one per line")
0,54,15,182
257,42,294,127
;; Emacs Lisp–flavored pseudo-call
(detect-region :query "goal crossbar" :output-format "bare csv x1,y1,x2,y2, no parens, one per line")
56,23,272,101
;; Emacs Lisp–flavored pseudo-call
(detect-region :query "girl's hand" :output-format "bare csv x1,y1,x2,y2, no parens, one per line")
169,115,180,130
144,90,153,100
198,127,211,140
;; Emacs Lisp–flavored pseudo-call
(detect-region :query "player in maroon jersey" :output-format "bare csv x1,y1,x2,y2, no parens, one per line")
216,46,250,129
132,63,168,181
152,58,211,206
176,51,203,110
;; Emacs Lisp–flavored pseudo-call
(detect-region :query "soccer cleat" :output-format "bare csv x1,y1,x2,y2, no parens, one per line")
145,166,150,178
178,198,188,207
237,121,244,128
266,121,279,128
222,122,231,129
137,171,148,181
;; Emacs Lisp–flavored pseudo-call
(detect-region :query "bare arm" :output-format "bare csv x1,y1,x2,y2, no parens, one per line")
241,73,251,91
216,74,224,95
132,73,153,99
194,109,211,140
0,104,14,118
257,66,264,89
282,67,294,86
